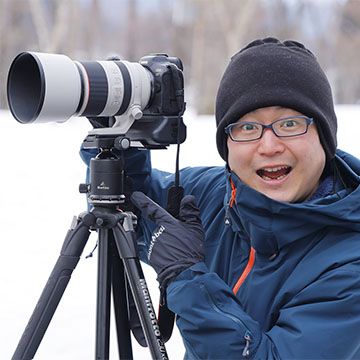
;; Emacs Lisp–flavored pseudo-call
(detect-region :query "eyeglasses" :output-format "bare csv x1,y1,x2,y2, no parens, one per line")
224,116,314,142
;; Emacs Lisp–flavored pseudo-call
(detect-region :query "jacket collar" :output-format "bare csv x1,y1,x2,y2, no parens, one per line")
224,151,360,258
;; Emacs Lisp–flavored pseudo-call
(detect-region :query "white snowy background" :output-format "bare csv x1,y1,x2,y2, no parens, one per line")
1,104,360,359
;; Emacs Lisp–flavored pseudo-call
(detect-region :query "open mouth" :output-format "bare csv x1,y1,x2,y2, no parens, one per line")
256,166,292,181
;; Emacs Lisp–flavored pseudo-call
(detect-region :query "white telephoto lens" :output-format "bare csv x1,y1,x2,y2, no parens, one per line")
97,61,125,117
33,52,82,123
7,51,153,124
7,52,82,123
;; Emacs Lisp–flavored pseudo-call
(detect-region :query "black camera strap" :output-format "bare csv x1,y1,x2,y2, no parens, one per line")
158,180,182,343
158,65,186,342
165,62,186,219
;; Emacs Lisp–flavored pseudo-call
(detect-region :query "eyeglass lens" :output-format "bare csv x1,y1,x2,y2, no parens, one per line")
229,117,309,141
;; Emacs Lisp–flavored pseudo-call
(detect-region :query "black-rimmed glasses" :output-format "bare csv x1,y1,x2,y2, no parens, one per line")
224,116,314,142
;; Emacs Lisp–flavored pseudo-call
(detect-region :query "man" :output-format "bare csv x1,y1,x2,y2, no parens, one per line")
82,37,360,358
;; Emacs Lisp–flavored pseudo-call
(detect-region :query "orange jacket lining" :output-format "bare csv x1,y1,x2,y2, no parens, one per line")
232,246,255,295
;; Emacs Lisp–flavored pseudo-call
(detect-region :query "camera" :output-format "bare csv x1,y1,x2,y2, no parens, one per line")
7,52,186,148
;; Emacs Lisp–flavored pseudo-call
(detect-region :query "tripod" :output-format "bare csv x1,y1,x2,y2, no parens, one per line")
12,139,169,360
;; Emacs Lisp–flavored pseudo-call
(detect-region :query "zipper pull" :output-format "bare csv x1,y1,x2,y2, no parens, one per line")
242,331,251,357
159,285,167,306
225,176,237,226
225,202,231,226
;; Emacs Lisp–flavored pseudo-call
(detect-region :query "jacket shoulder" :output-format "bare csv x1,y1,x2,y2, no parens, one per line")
180,166,227,206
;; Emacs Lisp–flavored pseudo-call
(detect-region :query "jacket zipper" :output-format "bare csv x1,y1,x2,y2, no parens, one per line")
233,245,256,295
225,177,237,226
200,284,253,357
225,177,254,357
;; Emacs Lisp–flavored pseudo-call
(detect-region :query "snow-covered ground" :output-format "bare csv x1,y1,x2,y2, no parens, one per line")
1,105,359,359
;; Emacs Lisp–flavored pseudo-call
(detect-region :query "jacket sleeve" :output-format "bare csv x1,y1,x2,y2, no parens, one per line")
167,262,360,359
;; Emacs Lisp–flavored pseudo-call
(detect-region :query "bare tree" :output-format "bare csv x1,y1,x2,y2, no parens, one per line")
126,0,138,61
213,0,259,59
185,0,265,113
29,0,79,53
334,0,360,103
0,0,7,108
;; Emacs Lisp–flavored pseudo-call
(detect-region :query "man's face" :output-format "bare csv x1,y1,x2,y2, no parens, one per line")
227,106,326,203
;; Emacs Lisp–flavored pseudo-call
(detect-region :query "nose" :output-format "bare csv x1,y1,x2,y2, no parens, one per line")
257,128,286,156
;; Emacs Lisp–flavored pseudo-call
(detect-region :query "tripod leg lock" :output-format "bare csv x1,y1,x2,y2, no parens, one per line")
78,211,97,227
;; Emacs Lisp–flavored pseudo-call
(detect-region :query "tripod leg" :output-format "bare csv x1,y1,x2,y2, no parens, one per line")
95,229,112,360
111,236,133,360
12,215,92,360
112,220,169,360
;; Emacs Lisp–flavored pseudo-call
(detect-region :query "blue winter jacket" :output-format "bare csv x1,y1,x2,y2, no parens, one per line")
81,147,360,359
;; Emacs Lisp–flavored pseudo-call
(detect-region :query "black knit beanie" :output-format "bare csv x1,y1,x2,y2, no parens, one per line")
215,37,337,162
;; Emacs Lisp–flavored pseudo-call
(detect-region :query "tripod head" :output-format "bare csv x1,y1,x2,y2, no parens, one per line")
79,134,131,208
81,114,186,209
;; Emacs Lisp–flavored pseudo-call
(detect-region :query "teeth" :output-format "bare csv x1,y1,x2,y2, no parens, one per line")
261,166,289,172
261,174,287,181
257,166,291,181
